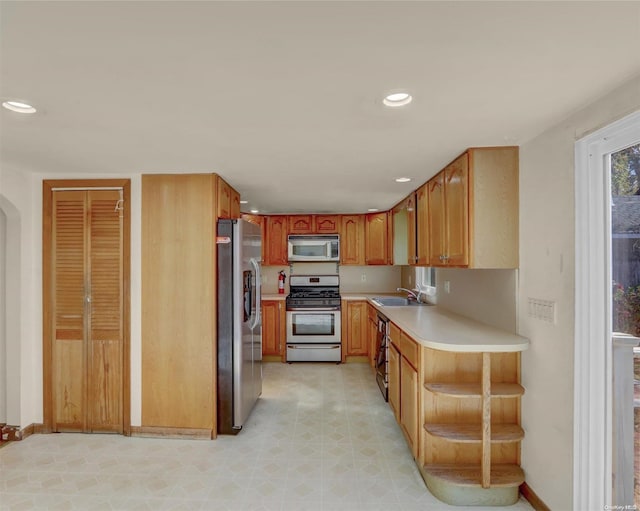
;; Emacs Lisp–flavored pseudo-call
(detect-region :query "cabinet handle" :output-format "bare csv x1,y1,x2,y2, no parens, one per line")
439,255,444,261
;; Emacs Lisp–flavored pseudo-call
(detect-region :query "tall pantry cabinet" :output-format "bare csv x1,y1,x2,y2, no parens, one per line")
141,173,240,438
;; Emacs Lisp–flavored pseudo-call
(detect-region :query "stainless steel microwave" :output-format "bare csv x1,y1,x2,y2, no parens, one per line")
287,234,340,262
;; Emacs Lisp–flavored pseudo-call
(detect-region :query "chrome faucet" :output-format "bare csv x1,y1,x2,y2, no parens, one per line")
397,287,421,302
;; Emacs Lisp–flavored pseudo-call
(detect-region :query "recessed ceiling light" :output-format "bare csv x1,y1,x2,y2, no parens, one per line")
395,177,412,183
2,100,36,113
383,92,412,107
250,209,259,214
367,208,379,212
240,200,248,204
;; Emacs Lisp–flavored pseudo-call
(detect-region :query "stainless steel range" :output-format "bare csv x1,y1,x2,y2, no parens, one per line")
285,275,341,362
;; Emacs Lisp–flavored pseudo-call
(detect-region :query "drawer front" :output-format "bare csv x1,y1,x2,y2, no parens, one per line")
389,322,401,349
400,331,419,369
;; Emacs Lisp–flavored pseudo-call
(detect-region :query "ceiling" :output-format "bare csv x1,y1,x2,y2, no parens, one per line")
1,1,639,214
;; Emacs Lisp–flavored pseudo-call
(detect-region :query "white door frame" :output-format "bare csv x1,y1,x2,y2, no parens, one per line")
574,110,640,510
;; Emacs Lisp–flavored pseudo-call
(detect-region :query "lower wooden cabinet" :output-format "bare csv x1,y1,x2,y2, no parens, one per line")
343,300,368,358
262,300,285,360
388,342,401,422
400,355,419,457
367,304,378,368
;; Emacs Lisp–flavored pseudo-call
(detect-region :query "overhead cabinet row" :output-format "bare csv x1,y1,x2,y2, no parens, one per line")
246,212,392,266
251,146,519,269
395,146,519,269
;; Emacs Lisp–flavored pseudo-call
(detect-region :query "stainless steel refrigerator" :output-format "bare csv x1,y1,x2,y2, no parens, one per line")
217,219,262,434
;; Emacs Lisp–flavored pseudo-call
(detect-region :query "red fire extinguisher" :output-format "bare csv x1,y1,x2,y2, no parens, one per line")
278,270,287,294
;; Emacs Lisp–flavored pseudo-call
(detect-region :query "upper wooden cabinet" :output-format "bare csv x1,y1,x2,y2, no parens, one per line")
427,172,445,267
230,188,241,219
264,215,288,265
288,215,313,234
216,176,241,219
315,215,340,233
407,192,417,265
340,215,365,265
428,147,518,268
288,214,340,234
415,183,429,266
365,212,389,265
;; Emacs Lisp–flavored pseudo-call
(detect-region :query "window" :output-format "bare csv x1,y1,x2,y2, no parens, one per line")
415,267,436,299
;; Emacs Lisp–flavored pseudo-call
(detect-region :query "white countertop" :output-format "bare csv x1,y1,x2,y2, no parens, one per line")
342,293,529,353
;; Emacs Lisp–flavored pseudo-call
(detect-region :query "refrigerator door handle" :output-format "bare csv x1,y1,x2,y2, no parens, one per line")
249,257,261,330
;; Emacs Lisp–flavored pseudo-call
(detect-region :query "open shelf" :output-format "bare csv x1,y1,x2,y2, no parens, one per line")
423,463,524,488
424,423,524,443
424,382,524,398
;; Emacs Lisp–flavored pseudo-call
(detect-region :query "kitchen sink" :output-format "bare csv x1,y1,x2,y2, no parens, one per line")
371,297,433,307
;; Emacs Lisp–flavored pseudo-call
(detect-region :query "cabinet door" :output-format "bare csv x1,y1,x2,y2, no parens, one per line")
400,356,419,458
230,188,241,219
315,215,340,233
416,183,429,265
445,153,469,266
262,300,282,356
340,215,365,265
345,301,368,356
407,193,417,265
288,215,314,234
428,172,445,266
265,216,288,265
365,212,388,265
386,210,394,265
388,343,401,422
216,177,232,219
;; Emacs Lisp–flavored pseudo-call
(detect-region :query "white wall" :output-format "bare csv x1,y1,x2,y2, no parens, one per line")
0,166,144,428
0,207,6,423
518,75,640,510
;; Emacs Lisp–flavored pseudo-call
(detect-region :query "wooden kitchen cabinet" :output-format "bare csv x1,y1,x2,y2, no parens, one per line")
388,340,401,423
216,176,241,219
401,355,419,458
288,215,314,234
315,215,340,233
264,215,288,265
343,300,368,358
230,188,241,219
262,300,285,360
407,192,417,265
367,304,378,368
141,174,218,434
365,212,389,265
427,147,518,268
340,215,365,265
399,331,420,458
415,183,429,265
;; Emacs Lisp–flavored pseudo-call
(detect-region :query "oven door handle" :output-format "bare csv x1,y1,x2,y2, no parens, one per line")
288,345,340,349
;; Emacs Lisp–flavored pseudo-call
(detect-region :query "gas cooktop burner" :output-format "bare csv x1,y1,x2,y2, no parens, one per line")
286,274,341,311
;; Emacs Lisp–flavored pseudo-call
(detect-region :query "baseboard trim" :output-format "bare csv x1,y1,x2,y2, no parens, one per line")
520,482,551,511
20,423,45,440
130,426,213,439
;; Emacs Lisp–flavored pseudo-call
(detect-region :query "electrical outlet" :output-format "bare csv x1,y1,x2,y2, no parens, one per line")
444,280,450,293
408,275,412,285
361,273,367,282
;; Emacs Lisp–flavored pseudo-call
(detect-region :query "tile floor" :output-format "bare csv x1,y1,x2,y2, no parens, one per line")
0,362,534,510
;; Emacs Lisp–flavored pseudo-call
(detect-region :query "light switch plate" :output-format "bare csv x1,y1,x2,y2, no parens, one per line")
527,298,556,324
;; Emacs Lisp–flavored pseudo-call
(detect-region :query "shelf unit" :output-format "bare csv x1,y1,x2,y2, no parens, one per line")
421,350,524,506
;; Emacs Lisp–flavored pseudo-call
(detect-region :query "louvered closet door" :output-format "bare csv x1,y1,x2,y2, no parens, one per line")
52,189,123,433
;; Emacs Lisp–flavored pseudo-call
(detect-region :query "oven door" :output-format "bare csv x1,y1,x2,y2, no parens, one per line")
286,310,341,344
